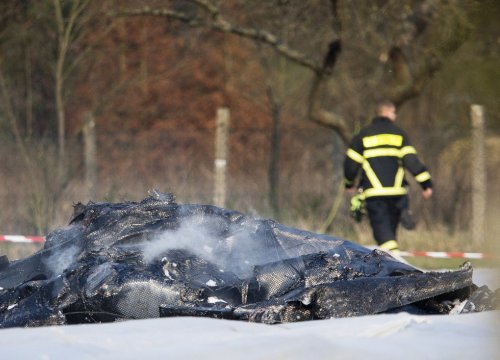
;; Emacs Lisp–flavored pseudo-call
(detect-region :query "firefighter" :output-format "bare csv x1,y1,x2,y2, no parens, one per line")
343,100,433,253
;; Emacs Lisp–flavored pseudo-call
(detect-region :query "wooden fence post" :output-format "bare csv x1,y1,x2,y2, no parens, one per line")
83,112,97,200
214,108,230,207
471,104,486,246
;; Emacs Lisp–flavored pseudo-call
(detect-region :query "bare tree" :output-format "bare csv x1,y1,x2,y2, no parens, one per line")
115,0,471,229
0,1,118,232
118,0,470,145
52,0,92,174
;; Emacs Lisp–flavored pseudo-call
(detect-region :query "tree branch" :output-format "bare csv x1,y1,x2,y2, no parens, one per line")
117,6,323,73
307,38,350,145
387,1,472,107
186,0,219,19
308,70,350,145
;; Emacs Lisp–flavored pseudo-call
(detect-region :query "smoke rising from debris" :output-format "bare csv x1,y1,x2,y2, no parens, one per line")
141,214,277,277
43,245,80,277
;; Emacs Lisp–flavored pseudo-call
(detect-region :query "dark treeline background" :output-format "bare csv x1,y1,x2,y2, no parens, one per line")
0,0,499,252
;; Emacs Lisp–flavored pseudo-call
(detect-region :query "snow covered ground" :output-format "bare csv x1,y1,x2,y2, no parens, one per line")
2,268,498,360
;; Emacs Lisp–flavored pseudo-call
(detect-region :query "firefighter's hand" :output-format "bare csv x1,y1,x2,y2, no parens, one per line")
422,188,433,200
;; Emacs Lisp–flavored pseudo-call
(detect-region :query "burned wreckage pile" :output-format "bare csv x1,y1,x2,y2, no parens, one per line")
0,192,497,328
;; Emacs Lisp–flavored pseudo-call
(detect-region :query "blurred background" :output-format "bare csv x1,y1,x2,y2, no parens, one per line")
0,0,499,260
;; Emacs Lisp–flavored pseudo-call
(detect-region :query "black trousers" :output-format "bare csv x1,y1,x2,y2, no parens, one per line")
365,196,408,246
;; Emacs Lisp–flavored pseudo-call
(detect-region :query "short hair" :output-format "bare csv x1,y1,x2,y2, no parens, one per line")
376,100,395,114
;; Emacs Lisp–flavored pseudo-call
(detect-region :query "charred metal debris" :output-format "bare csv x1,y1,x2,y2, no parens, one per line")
0,191,498,328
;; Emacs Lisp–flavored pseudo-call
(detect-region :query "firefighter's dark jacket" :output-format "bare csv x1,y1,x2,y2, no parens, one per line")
344,117,432,198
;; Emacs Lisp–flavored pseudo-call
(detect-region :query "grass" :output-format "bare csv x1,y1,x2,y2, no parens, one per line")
404,256,499,271
0,243,43,261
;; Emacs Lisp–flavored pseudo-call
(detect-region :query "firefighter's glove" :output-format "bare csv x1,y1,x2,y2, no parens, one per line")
350,194,365,223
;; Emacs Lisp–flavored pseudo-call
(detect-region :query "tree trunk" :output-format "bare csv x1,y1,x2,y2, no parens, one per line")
83,112,97,200
213,107,230,207
267,86,281,217
55,52,66,176
471,104,485,246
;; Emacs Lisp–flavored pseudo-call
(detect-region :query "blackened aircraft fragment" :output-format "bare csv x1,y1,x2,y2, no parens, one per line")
0,191,497,328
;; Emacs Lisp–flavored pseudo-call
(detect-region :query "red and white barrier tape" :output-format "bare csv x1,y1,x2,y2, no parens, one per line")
0,235,497,259
398,250,497,260
0,235,45,244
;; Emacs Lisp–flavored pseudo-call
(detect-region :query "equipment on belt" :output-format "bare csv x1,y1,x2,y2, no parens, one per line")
400,208,416,230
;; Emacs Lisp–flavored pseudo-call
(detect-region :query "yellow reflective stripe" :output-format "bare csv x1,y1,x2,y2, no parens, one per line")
415,171,431,183
362,161,383,188
400,146,417,157
363,187,407,197
394,167,405,187
362,134,403,148
380,240,399,251
363,148,401,158
346,149,364,164
363,146,417,158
